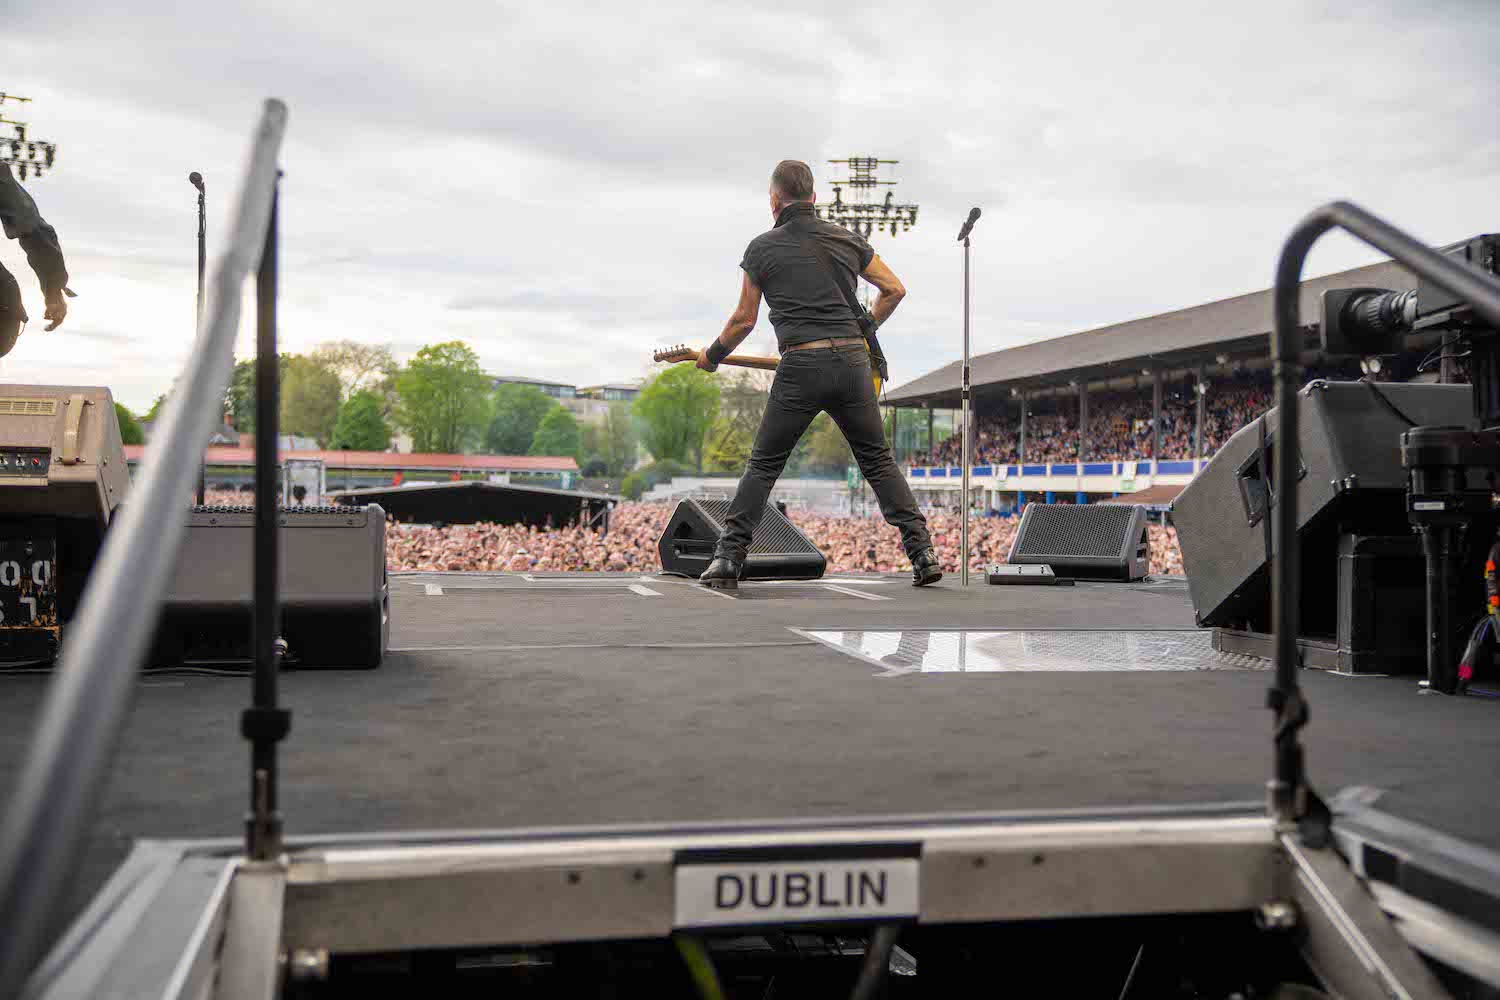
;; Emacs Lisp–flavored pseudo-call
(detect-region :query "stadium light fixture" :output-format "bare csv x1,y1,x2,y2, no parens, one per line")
814,158,919,239
0,95,58,181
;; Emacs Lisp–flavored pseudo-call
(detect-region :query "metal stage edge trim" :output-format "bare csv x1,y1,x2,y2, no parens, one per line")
28,798,1479,998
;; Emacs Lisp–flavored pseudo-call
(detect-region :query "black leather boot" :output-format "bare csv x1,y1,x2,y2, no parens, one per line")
699,556,743,590
910,548,943,587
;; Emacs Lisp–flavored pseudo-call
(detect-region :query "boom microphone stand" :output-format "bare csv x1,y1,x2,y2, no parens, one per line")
191,172,207,505
957,207,981,585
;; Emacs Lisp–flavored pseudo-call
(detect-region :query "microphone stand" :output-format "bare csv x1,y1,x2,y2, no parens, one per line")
957,207,980,584
191,172,207,505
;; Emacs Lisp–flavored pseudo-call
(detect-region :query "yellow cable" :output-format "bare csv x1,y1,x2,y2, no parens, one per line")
674,934,727,1000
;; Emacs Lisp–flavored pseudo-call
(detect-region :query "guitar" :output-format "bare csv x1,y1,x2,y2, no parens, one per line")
652,345,883,396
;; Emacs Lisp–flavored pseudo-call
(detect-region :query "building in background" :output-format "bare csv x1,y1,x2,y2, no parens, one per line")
489,374,576,399
577,383,641,403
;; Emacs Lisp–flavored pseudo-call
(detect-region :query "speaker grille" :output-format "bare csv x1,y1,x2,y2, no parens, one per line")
1015,505,1133,559
191,504,360,515
692,497,813,554
0,398,57,416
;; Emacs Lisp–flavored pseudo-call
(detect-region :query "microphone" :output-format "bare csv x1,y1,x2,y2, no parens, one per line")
956,206,981,242
188,171,204,192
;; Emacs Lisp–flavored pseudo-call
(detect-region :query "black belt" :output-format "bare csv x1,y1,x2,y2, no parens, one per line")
783,337,867,354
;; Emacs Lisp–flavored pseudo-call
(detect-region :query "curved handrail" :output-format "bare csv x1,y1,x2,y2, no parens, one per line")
1267,201,1500,827
0,99,288,995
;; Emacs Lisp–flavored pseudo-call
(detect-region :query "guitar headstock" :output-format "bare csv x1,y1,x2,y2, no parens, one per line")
652,344,698,365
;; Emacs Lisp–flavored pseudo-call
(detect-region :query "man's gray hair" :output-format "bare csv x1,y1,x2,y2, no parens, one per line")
771,160,815,201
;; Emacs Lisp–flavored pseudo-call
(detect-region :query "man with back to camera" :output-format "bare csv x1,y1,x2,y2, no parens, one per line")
0,161,70,357
695,159,942,588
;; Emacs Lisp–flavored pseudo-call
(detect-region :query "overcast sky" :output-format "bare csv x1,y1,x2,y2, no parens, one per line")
1,0,1496,412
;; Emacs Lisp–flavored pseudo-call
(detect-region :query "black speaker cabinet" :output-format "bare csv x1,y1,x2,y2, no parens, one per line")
658,498,826,581
1007,503,1149,581
150,504,389,668
1172,379,1474,633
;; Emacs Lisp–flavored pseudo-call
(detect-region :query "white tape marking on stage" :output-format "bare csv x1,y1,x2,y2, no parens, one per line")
423,584,444,596
822,584,890,601
675,857,919,929
628,583,662,597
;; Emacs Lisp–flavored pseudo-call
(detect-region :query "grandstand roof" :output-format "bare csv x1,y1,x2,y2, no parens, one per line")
121,445,578,473
885,257,1417,407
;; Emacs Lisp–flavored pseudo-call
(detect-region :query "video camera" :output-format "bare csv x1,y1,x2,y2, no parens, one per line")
1319,234,1500,693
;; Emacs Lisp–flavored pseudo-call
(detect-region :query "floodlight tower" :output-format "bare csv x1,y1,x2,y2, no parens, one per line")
816,158,920,516
815,157,919,241
0,93,59,182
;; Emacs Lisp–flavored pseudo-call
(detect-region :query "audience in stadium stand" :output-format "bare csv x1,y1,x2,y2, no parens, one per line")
201,491,1183,577
915,369,1348,467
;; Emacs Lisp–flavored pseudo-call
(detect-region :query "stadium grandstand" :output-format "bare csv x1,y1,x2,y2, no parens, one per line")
885,253,1446,510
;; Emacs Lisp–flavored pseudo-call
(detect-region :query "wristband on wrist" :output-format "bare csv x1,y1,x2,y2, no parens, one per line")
705,340,730,366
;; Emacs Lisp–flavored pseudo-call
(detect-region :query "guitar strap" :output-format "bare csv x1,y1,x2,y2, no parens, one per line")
795,231,890,384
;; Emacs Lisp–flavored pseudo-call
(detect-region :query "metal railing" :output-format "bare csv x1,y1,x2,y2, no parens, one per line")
1266,201,1500,832
0,99,289,996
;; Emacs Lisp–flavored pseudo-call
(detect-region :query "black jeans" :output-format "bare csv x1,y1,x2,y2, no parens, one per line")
716,344,932,562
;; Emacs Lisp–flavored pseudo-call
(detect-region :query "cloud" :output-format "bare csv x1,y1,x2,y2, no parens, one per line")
0,0,1495,412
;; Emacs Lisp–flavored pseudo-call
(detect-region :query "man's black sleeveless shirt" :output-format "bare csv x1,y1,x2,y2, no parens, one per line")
739,201,875,352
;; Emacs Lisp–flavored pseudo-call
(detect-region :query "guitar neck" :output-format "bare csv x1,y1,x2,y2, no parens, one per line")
719,353,780,371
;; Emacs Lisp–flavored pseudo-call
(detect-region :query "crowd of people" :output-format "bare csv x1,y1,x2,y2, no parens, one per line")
205,490,1182,576
247,498,1185,578
916,371,1348,468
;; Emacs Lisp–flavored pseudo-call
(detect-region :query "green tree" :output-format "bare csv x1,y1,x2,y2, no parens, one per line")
395,341,490,453
702,370,768,473
329,390,391,451
800,413,852,475
487,383,556,454
529,406,582,460
225,359,256,432
114,402,144,445
633,366,720,471
620,458,691,500
280,354,342,445
311,340,397,398
600,401,638,476
704,417,753,472
143,394,168,423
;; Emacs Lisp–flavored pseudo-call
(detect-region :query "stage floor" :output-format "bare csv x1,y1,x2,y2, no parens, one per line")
3,571,1498,929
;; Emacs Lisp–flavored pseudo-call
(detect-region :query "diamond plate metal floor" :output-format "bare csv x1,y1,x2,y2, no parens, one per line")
793,628,1269,676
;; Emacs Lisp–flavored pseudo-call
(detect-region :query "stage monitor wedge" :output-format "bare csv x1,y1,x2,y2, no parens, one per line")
1007,503,1149,581
1171,379,1474,631
658,498,826,581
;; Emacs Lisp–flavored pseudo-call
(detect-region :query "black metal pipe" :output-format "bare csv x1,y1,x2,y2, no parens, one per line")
246,181,287,860
1421,524,1461,695
1269,201,1500,824
849,924,900,1000
195,176,207,506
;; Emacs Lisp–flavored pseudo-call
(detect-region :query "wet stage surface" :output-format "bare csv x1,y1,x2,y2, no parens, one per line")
1,571,1497,928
